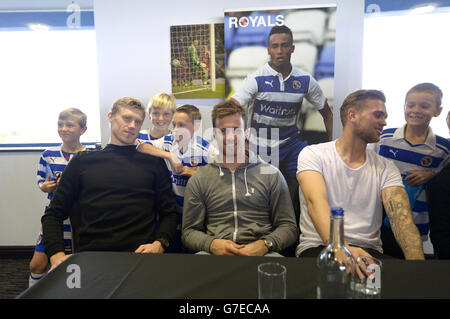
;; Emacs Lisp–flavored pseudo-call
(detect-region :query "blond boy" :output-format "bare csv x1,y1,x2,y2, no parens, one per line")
138,93,176,141
29,108,87,286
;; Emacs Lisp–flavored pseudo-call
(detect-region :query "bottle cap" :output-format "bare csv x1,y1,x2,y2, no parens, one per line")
331,207,344,217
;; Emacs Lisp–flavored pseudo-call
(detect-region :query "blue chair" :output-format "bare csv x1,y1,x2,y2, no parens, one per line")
314,44,335,80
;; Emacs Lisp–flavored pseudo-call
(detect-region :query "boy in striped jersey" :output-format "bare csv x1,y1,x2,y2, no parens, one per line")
372,83,450,258
137,104,218,252
29,108,87,286
137,93,176,142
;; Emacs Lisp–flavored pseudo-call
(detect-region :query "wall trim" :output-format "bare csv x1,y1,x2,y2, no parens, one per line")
0,246,34,259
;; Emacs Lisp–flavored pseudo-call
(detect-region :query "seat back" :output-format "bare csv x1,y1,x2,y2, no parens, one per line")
284,9,328,45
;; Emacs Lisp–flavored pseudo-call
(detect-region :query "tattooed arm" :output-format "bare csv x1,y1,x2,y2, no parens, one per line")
382,186,425,260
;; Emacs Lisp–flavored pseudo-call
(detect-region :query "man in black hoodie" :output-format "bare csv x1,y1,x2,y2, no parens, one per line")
42,97,178,270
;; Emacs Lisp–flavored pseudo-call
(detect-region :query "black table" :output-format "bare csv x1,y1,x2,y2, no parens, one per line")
17,251,450,299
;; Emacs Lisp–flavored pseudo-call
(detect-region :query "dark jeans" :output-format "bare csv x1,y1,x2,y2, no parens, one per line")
299,245,397,260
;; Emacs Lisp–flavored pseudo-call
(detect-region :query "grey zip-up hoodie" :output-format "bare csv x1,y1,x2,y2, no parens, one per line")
182,157,298,253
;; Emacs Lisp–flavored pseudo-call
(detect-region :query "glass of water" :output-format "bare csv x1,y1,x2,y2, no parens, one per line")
352,256,382,299
257,262,287,299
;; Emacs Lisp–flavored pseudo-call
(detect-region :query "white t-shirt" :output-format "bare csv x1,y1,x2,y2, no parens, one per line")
296,141,404,256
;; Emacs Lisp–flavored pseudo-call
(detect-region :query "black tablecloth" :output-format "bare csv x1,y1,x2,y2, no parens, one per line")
17,251,450,299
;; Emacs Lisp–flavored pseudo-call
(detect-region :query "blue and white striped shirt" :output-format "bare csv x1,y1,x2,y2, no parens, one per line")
231,63,326,149
37,145,80,201
372,125,450,239
137,130,162,142
37,145,84,251
137,133,218,213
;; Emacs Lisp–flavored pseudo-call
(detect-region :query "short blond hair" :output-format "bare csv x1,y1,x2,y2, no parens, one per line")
111,97,145,117
148,93,176,114
58,108,87,129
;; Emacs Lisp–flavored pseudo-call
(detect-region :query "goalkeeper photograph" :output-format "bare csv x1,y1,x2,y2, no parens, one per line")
188,39,208,85
170,23,225,99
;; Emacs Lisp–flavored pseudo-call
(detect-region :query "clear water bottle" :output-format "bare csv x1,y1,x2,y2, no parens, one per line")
316,207,355,299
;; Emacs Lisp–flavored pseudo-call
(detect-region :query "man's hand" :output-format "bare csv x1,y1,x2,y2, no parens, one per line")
135,241,165,254
318,101,333,141
49,252,71,272
404,170,436,186
39,174,57,193
346,245,372,261
236,240,269,256
210,239,245,256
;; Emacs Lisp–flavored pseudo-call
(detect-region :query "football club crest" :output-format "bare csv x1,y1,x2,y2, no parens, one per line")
36,234,42,245
293,80,302,90
420,156,432,167
239,16,250,27
190,157,199,167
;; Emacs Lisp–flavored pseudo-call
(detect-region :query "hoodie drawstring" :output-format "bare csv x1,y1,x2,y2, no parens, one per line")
244,167,251,197
218,165,251,197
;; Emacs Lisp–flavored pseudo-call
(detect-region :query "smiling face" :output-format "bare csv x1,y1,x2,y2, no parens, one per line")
150,107,173,132
351,98,388,143
57,116,86,145
108,106,145,146
213,113,246,163
267,32,294,70
404,91,442,129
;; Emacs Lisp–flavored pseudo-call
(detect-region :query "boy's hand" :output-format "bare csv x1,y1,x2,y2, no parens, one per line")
49,252,71,272
39,174,57,193
180,166,198,177
404,170,436,186
169,154,183,174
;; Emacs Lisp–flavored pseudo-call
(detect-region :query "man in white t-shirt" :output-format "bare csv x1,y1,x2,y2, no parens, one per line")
296,89,424,260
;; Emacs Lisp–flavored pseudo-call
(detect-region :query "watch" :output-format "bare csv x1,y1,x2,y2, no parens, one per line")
263,239,273,252
156,238,170,250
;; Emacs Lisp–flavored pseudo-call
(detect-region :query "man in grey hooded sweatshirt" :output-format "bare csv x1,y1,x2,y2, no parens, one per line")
182,100,298,256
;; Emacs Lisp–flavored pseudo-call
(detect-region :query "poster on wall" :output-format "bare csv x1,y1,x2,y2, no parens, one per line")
224,5,336,144
170,23,225,99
